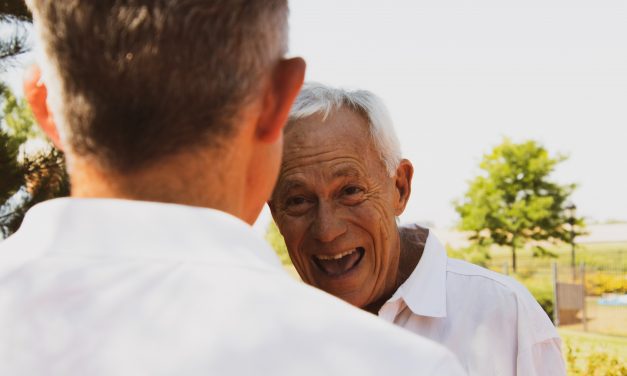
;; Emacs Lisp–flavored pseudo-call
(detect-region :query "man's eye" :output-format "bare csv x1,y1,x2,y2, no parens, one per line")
343,186,364,196
285,196,307,207
283,196,313,215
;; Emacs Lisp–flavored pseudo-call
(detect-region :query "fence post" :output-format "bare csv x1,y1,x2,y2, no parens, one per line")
552,261,559,326
502,262,509,275
580,262,587,332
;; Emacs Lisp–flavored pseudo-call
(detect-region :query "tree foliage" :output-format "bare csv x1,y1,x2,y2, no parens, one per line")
0,0,32,71
0,3,69,238
0,86,69,238
0,1,31,21
455,139,584,271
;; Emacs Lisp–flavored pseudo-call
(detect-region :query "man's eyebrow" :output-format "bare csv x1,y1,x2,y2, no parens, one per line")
277,179,305,194
332,166,362,179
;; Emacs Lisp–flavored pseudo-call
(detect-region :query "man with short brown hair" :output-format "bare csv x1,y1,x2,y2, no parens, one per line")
0,2,464,375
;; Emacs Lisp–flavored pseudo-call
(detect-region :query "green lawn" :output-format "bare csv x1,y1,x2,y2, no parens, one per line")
487,242,627,270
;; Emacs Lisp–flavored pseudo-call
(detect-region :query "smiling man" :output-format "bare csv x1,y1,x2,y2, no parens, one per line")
270,83,566,376
272,100,412,312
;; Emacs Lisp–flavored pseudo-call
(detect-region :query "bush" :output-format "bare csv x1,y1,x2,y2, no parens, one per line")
585,273,627,296
565,340,627,376
522,277,554,321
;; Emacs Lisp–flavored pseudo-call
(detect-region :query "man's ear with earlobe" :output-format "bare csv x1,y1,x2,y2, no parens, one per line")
23,64,63,150
256,57,306,143
393,159,414,216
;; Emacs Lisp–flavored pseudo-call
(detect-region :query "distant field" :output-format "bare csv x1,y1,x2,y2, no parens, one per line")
486,242,627,271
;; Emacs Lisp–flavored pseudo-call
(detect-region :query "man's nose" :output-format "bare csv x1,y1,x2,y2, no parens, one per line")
311,202,347,243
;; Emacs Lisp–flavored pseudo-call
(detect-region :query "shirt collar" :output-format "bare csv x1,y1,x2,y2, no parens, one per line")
17,198,283,272
383,231,448,318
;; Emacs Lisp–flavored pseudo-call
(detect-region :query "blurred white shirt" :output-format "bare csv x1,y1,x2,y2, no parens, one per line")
379,231,566,376
0,198,465,376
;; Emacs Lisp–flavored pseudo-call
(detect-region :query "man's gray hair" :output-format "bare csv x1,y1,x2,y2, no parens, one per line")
27,0,288,173
288,83,402,176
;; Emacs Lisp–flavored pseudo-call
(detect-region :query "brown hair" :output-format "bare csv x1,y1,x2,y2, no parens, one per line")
28,0,288,172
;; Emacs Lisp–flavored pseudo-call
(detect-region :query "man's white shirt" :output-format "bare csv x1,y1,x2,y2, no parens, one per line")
0,198,464,376
379,230,566,376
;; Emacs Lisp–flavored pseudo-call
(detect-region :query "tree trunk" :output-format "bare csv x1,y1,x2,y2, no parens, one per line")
512,244,517,273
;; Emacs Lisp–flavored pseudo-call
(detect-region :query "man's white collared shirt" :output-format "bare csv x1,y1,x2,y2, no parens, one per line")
379,231,566,376
0,199,465,375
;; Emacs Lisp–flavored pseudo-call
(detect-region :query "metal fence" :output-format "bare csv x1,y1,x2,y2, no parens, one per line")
488,258,626,337
556,263,626,336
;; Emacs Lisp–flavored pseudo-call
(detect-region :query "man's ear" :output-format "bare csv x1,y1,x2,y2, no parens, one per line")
393,159,414,216
23,64,63,150
256,57,306,142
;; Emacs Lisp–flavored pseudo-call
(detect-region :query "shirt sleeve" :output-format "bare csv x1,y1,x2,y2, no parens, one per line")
517,337,566,376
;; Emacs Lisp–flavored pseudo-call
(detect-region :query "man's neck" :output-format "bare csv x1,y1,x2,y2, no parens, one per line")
363,226,427,315
397,225,428,282
68,149,248,219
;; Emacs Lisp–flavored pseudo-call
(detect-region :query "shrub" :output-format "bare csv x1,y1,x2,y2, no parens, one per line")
522,278,554,321
585,273,627,296
565,340,627,376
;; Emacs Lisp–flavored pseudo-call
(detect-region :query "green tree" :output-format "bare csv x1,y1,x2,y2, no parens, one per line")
0,86,69,238
455,139,584,272
0,3,68,239
0,0,32,69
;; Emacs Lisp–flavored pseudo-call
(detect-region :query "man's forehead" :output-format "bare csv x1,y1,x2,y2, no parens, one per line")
285,107,371,148
280,161,365,183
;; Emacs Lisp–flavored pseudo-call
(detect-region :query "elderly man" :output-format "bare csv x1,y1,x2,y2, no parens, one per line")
0,2,465,375
270,83,566,375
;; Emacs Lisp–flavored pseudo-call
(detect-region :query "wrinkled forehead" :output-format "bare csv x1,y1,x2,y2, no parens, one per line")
276,107,388,193
283,107,374,161
275,161,368,197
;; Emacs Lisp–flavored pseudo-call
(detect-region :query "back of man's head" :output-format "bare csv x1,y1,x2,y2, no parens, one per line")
27,0,288,173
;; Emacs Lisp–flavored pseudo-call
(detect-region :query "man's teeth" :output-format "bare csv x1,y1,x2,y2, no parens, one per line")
316,249,357,260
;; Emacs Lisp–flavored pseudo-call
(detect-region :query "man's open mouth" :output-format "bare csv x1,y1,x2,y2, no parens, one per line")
312,247,365,277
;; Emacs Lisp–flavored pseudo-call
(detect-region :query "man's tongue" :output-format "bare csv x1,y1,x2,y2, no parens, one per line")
315,249,362,276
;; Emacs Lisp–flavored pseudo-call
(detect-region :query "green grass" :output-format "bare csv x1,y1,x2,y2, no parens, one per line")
560,329,627,358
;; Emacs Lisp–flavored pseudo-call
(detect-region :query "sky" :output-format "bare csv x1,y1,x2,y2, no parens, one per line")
2,2,626,231
283,0,627,228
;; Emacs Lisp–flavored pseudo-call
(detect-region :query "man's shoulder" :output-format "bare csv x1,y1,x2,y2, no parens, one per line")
0,251,463,375
276,281,462,371
286,282,462,367
445,257,558,342
446,257,532,297
445,257,548,316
